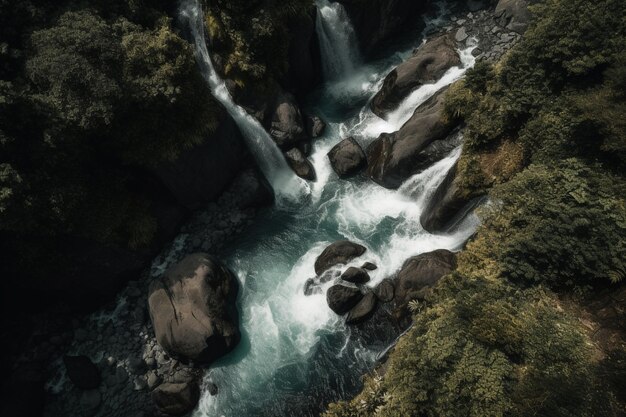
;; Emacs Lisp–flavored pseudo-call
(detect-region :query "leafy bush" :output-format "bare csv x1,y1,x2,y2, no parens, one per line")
325,276,618,417
460,160,626,288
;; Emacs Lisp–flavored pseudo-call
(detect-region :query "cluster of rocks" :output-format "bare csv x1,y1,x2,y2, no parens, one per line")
21,169,270,417
305,241,458,329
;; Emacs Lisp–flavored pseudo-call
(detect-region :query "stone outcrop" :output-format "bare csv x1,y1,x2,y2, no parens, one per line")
341,267,371,284
371,33,460,117
346,292,378,324
394,249,457,307
285,148,316,181
328,137,367,178
327,284,364,315
152,381,200,416
495,0,532,34
314,241,367,275
148,254,240,364
374,279,395,303
269,91,308,149
420,161,474,233
367,88,457,188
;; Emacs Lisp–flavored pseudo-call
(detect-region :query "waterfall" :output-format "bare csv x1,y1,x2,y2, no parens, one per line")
179,0,309,204
315,0,362,81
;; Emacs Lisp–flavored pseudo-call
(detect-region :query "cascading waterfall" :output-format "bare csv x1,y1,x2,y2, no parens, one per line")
315,0,362,81
179,0,309,204
174,1,481,416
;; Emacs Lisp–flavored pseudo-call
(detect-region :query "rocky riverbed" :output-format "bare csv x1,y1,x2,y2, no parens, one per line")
10,2,531,417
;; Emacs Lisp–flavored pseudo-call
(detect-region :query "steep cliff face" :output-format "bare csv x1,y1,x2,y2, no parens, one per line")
339,0,433,56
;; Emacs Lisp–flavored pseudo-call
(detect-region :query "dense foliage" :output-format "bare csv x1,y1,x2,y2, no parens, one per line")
327,0,626,415
0,0,222,250
325,276,618,417
443,0,626,289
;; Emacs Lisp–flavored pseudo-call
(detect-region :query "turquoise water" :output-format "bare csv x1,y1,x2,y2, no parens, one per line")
178,1,480,415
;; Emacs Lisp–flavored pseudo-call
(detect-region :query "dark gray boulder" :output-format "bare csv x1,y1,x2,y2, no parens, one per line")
346,292,378,324
367,89,456,188
374,278,395,303
315,241,367,275
341,267,371,284
328,137,367,178
285,148,316,181
327,284,364,315
371,33,460,117
394,249,457,307
63,356,101,390
362,262,378,271
269,91,308,149
152,381,200,416
495,0,532,34
148,254,240,364
420,161,476,233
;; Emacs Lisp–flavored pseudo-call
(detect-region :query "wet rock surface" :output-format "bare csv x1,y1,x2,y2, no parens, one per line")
346,292,378,325
148,254,240,364
314,241,367,275
371,33,460,117
327,284,364,315
328,137,368,178
285,147,317,180
341,267,371,284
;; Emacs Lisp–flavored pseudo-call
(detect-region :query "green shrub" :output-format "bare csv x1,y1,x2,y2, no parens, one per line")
325,276,618,417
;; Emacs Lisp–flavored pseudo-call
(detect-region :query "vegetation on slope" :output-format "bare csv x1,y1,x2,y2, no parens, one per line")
0,0,220,251
326,0,626,415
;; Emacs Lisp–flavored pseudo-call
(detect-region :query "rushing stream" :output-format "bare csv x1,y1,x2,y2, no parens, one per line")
178,0,479,415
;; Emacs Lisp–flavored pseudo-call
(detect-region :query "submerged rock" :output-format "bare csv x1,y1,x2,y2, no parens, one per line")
327,284,364,315
341,267,371,284
148,254,240,364
367,88,457,188
285,148,316,181
495,0,531,34
63,355,101,390
371,33,460,117
327,137,367,178
152,381,200,416
314,241,367,275
346,292,378,324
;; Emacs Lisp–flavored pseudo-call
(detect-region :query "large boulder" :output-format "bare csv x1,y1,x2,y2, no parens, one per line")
495,0,532,34
152,381,200,416
367,89,457,188
371,33,460,117
341,267,371,284
269,91,308,149
148,254,240,364
346,292,378,324
285,148,316,181
314,241,367,275
394,249,457,307
328,137,367,178
327,284,364,315
374,278,395,303
63,356,101,390
420,161,475,233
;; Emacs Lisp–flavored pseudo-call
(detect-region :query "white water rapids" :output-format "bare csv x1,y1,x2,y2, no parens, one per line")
175,0,480,415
